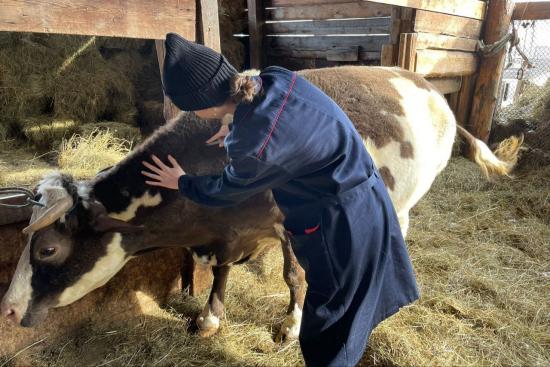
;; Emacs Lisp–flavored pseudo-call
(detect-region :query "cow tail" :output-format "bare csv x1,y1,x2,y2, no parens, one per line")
456,125,523,179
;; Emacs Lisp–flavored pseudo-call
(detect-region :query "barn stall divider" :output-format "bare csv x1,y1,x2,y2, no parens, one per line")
246,0,524,143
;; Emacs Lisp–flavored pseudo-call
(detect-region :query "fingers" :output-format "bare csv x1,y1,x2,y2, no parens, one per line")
206,135,218,144
167,155,180,168
145,180,166,188
142,160,163,175
151,154,169,170
141,170,162,180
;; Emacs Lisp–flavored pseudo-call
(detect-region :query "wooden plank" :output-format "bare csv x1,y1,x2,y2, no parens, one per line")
398,33,417,71
365,0,486,20
267,47,380,61
415,10,483,40
427,77,462,95
455,75,475,125
381,44,394,66
268,0,486,20
469,0,514,142
265,17,391,36
416,50,478,77
416,33,478,52
248,0,265,69
0,0,195,40
326,46,359,61
267,2,392,21
198,0,221,52
513,1,550,20
266,35,389,53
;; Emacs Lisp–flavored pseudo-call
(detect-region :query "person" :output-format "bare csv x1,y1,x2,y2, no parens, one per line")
142,33,419,367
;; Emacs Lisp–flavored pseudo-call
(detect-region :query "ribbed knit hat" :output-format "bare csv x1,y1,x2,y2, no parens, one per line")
162,33,238,111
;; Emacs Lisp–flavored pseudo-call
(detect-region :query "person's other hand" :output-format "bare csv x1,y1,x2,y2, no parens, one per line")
141,154,185,190
206,124,230,147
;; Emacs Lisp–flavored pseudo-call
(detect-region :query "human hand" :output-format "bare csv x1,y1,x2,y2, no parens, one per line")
206,124,230,147
141,154,185,190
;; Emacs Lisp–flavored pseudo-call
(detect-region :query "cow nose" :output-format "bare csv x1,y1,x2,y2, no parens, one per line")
1,302,22,325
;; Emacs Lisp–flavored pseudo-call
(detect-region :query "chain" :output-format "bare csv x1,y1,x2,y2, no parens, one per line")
0,187,44,208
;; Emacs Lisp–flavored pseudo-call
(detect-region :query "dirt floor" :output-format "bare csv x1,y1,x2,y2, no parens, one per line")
1,155,548,367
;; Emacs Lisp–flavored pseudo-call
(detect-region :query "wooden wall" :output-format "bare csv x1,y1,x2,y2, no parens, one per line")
248,0,488,124
251,0,394,69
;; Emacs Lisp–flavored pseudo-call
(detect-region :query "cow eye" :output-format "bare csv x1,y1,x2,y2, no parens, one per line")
38,247,57,258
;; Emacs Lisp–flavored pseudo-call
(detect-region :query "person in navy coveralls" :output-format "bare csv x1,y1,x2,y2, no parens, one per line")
142,33,419,367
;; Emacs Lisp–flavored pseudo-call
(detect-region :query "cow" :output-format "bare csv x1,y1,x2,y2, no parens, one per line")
0,66,521,342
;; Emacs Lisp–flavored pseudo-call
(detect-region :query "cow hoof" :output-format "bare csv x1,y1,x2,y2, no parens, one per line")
275,305,302,343
196,312,220,338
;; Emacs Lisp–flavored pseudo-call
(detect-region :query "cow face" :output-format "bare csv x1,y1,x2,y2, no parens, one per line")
0,173,140,327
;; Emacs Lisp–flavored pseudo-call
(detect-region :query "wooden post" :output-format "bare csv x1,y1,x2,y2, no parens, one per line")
247,0,265,69
468,1,515,142
153,0,222,296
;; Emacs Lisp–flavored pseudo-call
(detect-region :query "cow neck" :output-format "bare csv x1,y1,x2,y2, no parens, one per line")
90,114,226,215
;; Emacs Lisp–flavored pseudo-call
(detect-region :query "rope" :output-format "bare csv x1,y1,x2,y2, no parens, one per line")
0,187,44,208
477,26,533,69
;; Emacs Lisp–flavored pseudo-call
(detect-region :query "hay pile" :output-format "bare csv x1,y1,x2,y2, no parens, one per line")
0,33,162,150
2,157,548,366
218,0,247,70
499,80,550,125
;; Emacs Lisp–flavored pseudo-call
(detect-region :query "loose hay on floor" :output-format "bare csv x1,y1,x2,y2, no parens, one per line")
1,158,549,366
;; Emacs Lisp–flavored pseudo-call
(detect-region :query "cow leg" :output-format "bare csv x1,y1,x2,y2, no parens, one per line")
398,211,410,238
276,232,306,342
196,264,230,337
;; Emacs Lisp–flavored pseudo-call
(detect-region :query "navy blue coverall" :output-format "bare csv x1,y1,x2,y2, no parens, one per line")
179,66,419,366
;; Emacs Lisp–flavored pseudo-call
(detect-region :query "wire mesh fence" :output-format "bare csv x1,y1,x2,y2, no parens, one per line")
496,19,550,125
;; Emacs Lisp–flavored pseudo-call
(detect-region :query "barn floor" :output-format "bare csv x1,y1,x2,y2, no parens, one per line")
1,156,549,367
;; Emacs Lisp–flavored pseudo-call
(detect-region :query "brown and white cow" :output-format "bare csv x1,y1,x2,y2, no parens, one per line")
0,66,520,342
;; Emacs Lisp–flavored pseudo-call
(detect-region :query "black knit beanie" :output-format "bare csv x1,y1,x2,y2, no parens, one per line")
162,33,238,111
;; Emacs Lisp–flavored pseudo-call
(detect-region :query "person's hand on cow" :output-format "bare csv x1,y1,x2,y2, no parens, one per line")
142,154,185,190
206,124,230,147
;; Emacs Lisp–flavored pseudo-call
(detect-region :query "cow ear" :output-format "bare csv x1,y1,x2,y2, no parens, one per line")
93,215,144,233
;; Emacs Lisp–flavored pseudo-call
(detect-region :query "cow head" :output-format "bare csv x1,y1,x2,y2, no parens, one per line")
0,173,141,327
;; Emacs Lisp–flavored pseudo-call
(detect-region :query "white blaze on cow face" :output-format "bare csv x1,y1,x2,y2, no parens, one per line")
1,241,33,320
109,191,162,221
56,233,129,307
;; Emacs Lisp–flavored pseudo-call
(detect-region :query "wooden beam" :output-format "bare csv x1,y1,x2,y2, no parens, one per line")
198,0,221,52
268,0,486,19
469,0,515,142
326,46,359,61
0,0,195,40
365,0,486,20
265,18,391,36
415,50,478,77
455,75,476,126
267,2,392,21
248,0,265,69
513,1,550,20
267,47,380,61
398,33,418,71
416,33,478,52
427,76,462,95
266,34,389,53
381,44,394,66
415,10,483,40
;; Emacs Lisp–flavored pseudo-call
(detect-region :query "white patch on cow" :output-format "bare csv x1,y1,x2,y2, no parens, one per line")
108,191,162,221
192,252,218,266
197,309,220,330
2,242,33,318
37,172,65,192
363,75,456,237
76,181,91,200
280,303,302,340
56,233,129,307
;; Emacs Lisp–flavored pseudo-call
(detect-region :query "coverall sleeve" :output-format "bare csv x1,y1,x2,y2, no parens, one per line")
178,155,289,207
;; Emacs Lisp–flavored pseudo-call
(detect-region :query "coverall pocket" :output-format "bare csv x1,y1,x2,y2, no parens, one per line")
285,212,338,299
